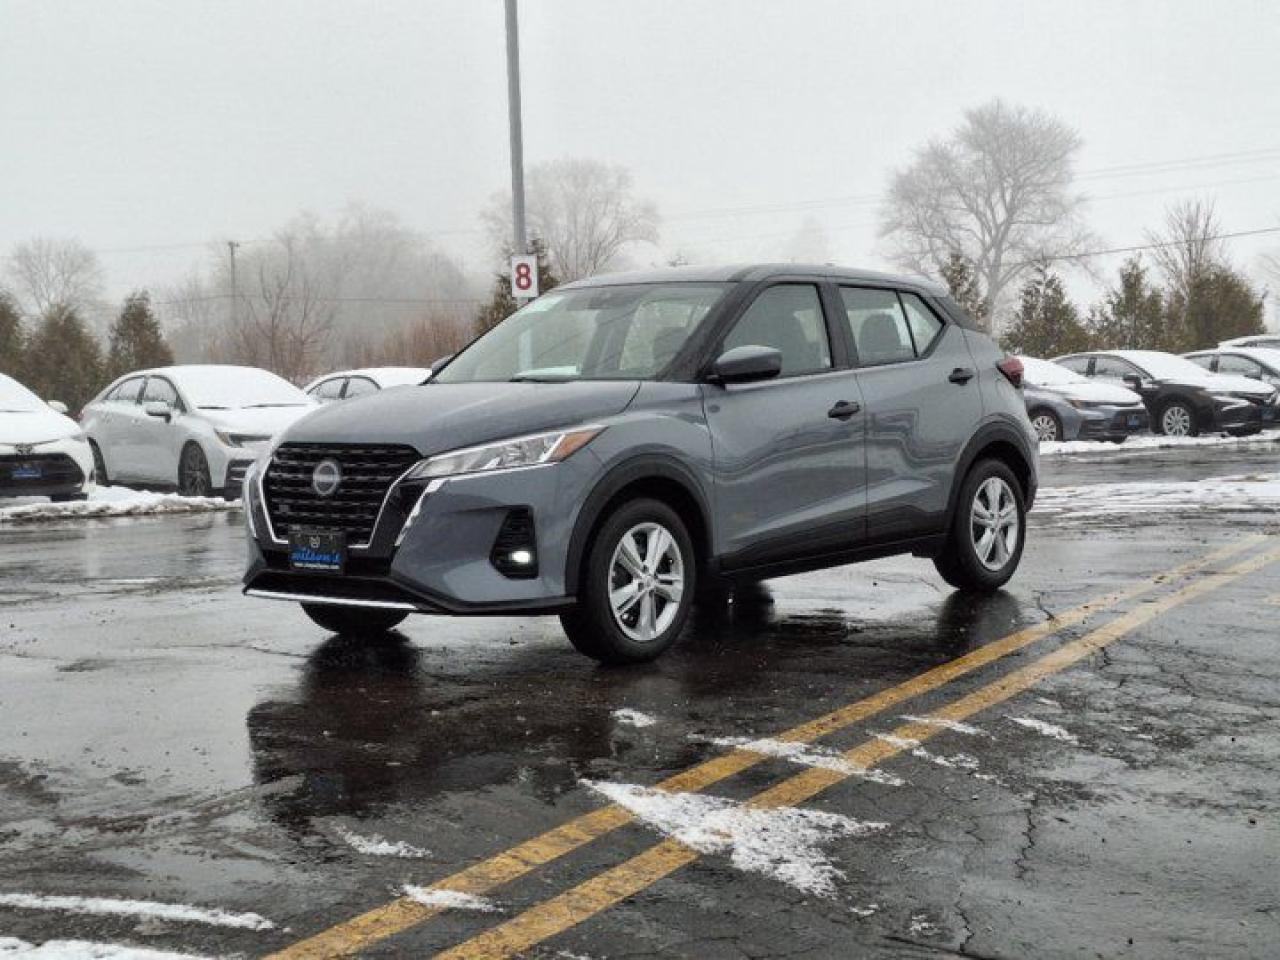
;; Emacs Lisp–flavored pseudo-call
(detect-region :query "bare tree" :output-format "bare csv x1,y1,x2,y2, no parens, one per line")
6,236,105,317
1146,199,1225,307
879,100,1091,328
484,158,660,281
784,215,832,263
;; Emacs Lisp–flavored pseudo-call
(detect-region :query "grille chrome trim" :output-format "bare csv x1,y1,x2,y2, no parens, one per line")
245,588,418,611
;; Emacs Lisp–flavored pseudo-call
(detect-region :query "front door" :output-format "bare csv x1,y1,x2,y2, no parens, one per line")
134,376,184,484
703,282,867,568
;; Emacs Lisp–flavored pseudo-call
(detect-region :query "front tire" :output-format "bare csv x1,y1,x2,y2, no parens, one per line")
301,603,408,635
1157,400,1198,437
933,459,1026,592
1028,408,1063,443
89,441,109,486
561,498,696,664
178,443,213,497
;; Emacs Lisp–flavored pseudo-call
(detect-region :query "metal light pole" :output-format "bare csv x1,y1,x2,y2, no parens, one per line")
227,240,240,328
504,0,527,257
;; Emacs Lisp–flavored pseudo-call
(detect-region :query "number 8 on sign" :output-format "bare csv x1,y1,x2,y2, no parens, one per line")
510,254,539,300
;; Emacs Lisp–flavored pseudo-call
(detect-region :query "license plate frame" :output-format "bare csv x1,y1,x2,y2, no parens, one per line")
1127,415,1142,428
288,529,347,573
12,463,42,481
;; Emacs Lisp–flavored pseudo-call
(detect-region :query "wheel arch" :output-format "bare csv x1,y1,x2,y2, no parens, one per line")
946,421,1037,521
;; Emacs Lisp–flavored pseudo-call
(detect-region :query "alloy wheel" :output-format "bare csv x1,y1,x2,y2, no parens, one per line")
180,446,210,497
1161,404,1193,437
1030,413,1061,443
970,476,1019,572
608,521,686,643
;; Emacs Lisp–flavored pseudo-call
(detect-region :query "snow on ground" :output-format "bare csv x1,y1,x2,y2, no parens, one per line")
611,708,657,729
700,736,904,786
0,937,217,959
334,826,429,859
1040,432,1280,457
0,487,237,524
899,715,986,736
401,887,499,913
1034,472,1280,521
0,893,272,931
1007,716,1079,744
585,780,887,897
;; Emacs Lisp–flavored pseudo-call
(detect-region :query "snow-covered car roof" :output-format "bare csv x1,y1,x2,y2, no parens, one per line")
98,365,313,410
1093,350,1216,381
1016,356,1088,387
1220,335,1280,348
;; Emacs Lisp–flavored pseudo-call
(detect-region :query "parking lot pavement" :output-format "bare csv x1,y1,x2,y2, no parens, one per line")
1,451,1279,959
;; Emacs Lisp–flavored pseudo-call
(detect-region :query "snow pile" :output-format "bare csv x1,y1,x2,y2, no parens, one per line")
611,708,657,729
402,887,499,913
0,938,216,959
0,893,272,931
1007,716,1079,744
702,736,904,786
0,487,238,524
335,827,428,858
1034,472,1280,521
1040,433,1280,457
585,780,887,897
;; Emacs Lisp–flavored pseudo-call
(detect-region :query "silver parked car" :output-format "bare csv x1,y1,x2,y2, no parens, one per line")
1018,356,1148,443
242,265,1038,664
304,367,432,403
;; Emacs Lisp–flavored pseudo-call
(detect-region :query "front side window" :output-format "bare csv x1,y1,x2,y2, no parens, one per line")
435,283,729,383
344,376,378,398
1093,357,1142,380
1056,356,1091,375
721,284,833,377
1185,355,1215,372
840,287,914,366
142,377,181,409
311,378,345,400
111,377,145,404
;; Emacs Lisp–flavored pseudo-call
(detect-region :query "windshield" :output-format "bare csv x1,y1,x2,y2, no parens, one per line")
1018,356,1086,387
0,374,48,413
173,367,313,409
1122,351,1215,381
434,283,731,384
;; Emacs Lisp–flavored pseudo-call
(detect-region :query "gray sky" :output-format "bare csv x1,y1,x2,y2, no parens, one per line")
4,0,1280,317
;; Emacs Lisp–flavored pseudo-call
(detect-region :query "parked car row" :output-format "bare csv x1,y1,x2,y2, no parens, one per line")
1019,346,1280,441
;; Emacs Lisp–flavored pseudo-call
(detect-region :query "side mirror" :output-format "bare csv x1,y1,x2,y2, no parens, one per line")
143,400,172,421
47,400,68,414
1122,374,1143,390
707,345,783,385
427,354,453,378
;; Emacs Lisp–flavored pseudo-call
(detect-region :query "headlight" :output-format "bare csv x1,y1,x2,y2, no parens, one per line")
215,431,272,447
403,426,603,481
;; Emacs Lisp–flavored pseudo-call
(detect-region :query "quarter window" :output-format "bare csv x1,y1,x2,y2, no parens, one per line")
899,293,945,355
721,284,832,377
839,287,914,366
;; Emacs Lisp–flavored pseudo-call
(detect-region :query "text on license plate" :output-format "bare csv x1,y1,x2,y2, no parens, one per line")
289,530,346,572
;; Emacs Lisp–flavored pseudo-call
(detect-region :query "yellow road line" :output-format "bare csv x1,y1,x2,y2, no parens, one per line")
266,536,1262,959
436,544,1280,960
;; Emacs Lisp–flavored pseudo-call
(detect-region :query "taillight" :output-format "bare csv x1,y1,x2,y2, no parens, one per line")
997,356,1024,388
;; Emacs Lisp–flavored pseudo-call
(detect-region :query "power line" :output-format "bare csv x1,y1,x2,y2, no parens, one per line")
1008,225,1280,270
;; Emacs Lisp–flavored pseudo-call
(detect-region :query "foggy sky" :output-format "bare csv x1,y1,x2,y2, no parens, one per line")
3,0,1279,317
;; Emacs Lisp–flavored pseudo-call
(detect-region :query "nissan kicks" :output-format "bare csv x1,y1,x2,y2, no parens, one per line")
242,264,1038,664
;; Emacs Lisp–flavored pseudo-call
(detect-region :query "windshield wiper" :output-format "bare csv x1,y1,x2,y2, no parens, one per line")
245,403,306,408
508,374,577,383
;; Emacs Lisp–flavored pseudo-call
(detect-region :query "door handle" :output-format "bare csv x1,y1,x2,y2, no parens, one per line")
828,400,861,421
949,367,975,385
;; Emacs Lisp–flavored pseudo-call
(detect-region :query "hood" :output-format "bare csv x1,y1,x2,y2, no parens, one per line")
1046,380,1142,405
200,405,315,438
1197,372,1275,397
0,407,82,445
283,380,643,456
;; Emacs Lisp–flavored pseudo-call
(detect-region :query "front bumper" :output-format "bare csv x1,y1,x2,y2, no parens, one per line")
242,451,600,614
0,439,94,499
1071,405,1150,441
1211,402,1263,432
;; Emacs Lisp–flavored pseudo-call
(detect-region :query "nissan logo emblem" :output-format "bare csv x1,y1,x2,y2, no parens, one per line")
311,459,342,497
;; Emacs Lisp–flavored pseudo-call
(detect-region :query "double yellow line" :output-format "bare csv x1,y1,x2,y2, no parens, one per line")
269,536,1274,960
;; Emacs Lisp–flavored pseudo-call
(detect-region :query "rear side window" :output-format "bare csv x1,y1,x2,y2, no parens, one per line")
839,288,914,366
1217,355,1262,378
899,293,945,355
344,376,378,398
109,377,144,404
722,284,832,377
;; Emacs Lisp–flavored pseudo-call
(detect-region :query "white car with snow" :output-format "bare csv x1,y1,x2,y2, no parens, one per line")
0,373,95,500
82,365,316,499
303,366,432,403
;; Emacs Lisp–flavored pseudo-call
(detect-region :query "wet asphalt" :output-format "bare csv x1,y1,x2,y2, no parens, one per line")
1,445,1279,959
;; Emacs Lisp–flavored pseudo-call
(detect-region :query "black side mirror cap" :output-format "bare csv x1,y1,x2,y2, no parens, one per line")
707,345,783,385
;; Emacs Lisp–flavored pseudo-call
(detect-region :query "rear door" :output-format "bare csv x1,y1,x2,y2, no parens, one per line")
704,282,867,567
838,286,982,540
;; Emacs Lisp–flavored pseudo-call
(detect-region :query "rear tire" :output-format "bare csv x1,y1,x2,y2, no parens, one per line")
561,498,696,665
933,459,1026,593
301,603,408,635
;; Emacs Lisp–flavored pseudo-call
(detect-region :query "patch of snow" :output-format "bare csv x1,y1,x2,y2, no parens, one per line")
872,733,922,750
849,903,880,918
910,748,981,771
401,887,499,913
0,486,237,524
335,827,428,858
0,938,217,959
585,780,887,897
1040,434,1280,457
1034,472,1280,523
611,708,657,729
1007,716,1079,744
899,715,986,736
702,736,904,786
908,913,941,937
0,893,272,931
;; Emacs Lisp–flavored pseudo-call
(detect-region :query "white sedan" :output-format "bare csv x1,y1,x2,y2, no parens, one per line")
303,366,431,403
0,373,95,500
82,365,316,499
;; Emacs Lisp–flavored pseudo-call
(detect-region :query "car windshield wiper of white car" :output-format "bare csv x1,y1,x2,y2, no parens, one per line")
244,403,308,408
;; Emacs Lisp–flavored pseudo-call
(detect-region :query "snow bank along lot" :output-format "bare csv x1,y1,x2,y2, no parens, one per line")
1039,432,1280,456
0,487,237,524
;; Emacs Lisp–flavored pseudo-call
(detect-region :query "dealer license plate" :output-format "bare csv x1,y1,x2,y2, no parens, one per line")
288,530,347,573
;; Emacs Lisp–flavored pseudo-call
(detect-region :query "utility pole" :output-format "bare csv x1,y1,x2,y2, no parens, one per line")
504,0,527,256
227,240,240,329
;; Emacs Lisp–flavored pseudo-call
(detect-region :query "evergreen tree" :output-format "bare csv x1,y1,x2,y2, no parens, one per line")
999,262,1093,358
106,290,173,380
0,293,24,378
1168,265,1266,351
1086,256,1167,350
26,304,103,412
474,238,559,336
939,251,990,331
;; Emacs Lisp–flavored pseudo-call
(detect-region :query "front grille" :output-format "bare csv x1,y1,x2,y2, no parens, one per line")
0,452,83,488
262,443,419,545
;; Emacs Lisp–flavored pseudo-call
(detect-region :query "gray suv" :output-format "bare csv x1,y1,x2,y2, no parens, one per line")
242,265,1037,663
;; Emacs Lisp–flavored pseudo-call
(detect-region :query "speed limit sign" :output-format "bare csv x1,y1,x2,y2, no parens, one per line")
510,254,539,300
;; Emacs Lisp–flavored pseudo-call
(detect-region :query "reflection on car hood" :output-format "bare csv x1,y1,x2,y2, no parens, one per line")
200,406,315,437
0,408,82,445
282,381,643,457
1196,372,1275,396
1045,381,1142,405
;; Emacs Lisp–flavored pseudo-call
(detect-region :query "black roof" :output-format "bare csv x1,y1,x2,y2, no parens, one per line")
560,262,948,296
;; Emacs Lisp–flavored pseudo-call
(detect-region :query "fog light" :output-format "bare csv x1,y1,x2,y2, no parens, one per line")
491,507,538,579
509,549,534,566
